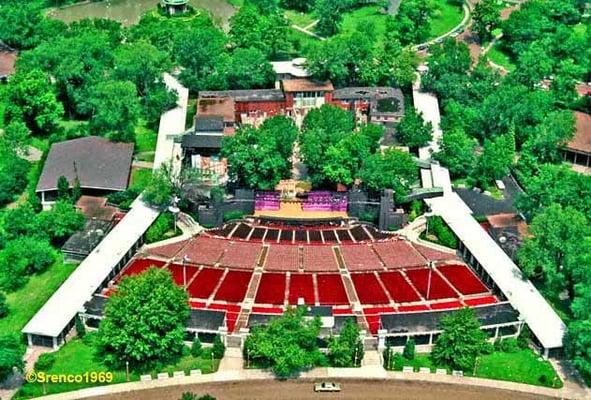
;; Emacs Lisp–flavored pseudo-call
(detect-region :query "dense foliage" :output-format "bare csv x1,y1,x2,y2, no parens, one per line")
0,334,25,382
96,268,189,369
327,319,364,367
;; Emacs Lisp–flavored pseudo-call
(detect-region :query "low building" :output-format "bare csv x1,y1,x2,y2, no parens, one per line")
0,43,17,83
270,58,310,88
332,87,405,126
282,78,334,114
563,111,591,170
160,0,188,15
36,136,134,209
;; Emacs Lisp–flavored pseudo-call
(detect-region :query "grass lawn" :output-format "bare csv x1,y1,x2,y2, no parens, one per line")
476,349,563,388
135,122,158,154
429,0,464,39
487,41,516,72
285,9,317,27
226,0,244,7
341,6,387,43
0,257,78,336
130,167,152,189
17,334,220,399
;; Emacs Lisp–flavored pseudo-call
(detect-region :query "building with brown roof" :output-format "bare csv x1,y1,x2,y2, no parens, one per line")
36,136,134,208
564,111,591,169
0,43,17,82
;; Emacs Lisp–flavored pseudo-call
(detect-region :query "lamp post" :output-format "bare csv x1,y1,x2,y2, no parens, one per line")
168,195,180,233
182,255,190,290
125,360,129,382
426,261,434,300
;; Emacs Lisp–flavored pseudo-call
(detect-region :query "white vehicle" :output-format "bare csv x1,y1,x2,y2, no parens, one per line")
314,382,341,392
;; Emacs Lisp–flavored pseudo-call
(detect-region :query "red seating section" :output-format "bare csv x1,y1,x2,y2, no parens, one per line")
464,295,497,306
373,241,426,269
351,273,390,304
187,268,224,299
437,264,488,295
166,263,199,287
317,274,349,305
265,245,300,271
214,271,252,302
255,273,287,305
146,239,190,259
405,268,457,300
288,273,315,305
120,258,165,278
379,271,421,303
219,242,261,269
430,300,463,310
413,243,458,262
340,245,383,271
303,246,338,272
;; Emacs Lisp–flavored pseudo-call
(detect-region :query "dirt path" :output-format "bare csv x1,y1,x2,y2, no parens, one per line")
86,379,559,400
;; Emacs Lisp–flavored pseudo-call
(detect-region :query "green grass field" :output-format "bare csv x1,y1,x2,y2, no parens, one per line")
130,167,152,189
341,5,387,42
134,122,158,154
429,0,464,39
17,334,220,399
285,9,317,27
0,258,78,336
486,42,516,72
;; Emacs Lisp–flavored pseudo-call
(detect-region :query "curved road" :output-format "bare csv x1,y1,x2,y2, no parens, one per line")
86,379,559,400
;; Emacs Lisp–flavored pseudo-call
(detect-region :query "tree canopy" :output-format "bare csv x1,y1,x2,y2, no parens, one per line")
96,268,189,368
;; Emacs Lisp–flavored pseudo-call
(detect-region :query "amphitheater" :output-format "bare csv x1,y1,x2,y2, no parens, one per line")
81,216,520,350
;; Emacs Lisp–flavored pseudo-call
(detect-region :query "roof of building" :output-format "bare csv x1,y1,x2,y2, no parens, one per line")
195,115,224,133
36,136,134,193
82,295,108,318
200,89,285,102
181,133,223,149
187,309,225,332
197,96,235,123
333,87,401,101
454,176,520,217
22,198,160,338
271,58,310,78
282,78,334,92
0,48,17,77
565,112,591,154
381,303,518,334
62,219,112,257
75,195,118,221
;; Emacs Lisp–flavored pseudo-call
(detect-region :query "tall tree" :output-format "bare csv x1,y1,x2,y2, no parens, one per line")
315,0,343,37
328,319,364,367
473,129,515,186
472,0,501,42
434,128,478,177
226,48,275,90
96,268,189,368
0,334,25,382
359,148,417,200
396,108,433,149
391,0,435,45
432,308,491,371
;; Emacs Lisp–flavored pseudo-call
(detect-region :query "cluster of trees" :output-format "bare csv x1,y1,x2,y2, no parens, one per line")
305,15,418,88
243,308,364,377
300,105,417,198
221,116,298,189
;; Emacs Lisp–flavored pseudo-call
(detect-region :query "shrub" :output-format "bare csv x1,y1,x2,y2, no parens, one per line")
212,335,225,359
75,315,86,338
34,352,56,371
145,213,175,244
0,292,8,318
403,338,416,360
191,337,202,357
517,325,531,349
393,352,405,370
223,210,244,222
359,209,378,223
408,200,424,222
498,338,520,353
427,216,458,249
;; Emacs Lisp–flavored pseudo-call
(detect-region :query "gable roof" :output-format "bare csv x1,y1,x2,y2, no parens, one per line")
566,112,591,154
36,136,134,193
282,78,334,92
195,115,224,133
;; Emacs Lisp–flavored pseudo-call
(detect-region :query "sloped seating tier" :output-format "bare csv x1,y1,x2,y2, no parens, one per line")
413,243,459,262
120,258,165,279
187,268,224,299
279,230,293,243
349,226,370,242
373,241,427,269
430,300,463,310
214,271,252,303
464,295,498,306
179,236,228,266
166,263,199,287
317,274,349,305
405,268,457,300
255,273,287,305
351,273,390,305
379,271,422,303
437,264,488,295
255,191,280,211
208,223,237,238
250,227,266,240
230,223,252,239
219,242,261,269
322,230,338,243
340,244,383,271
146,240,190,258
308,230,322,243
303,246,338,272
264,245,300,271
288,273,315,305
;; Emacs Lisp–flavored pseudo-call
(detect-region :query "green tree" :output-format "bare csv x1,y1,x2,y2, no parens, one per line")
57,176,70,201
359,148,418,200
565,318,591,383
391,0,435,45
403,338,416,360
5,69,63,135
143,166,175,208
328,319,363,367
3,120,31,154
244,308,323,377
434,128,477,177
37,201,85,244
322,133,373,186
212,335,225,359
0,334,25,382
229,5,289,58
87,80,141,142
513,41,553,89
75,315,86,338
396,108,433,149
474,129,515,186
315,0,343,37
1,203,40,241
432,308,491,371
0,237,57,292
226,48,275,90
96,268,189,368
191,337,203,357
281,0,314,11
0,292,8,318
472,0,501,42
0,144,29,206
